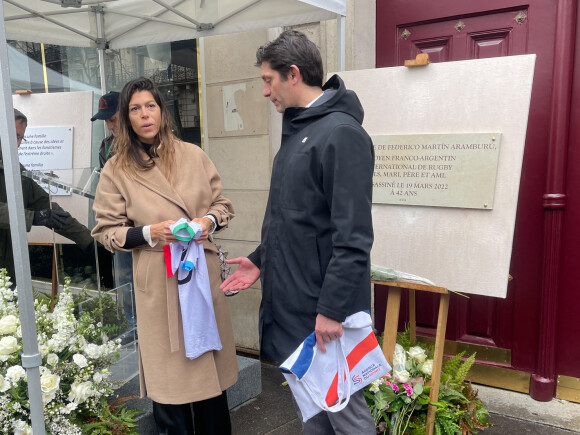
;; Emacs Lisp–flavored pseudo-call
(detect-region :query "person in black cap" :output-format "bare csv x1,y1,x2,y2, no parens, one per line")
91,91,119,169
92,91,136,332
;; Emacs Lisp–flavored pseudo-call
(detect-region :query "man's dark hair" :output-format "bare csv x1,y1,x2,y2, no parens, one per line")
0,109,27,148
14,109,27,125
255,30,323,87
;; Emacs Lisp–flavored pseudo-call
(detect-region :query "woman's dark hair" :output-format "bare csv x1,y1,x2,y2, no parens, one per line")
255,30,323,87
113,77,176,181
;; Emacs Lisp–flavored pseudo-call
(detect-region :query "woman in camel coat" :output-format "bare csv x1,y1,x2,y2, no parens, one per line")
92,77,238,434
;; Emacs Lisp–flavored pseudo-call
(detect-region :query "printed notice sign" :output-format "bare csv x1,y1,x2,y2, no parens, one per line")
18,126,73,196
18,126,73,170
372,133,501,209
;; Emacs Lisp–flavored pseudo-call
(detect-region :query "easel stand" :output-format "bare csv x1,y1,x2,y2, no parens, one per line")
372,280,450,435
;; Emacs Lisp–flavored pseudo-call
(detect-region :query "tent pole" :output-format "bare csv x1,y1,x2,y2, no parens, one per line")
98,49,107,95
0,3,46,434
337,13,345,72
94,5,108,95
94,4,110,168
198,37,209,151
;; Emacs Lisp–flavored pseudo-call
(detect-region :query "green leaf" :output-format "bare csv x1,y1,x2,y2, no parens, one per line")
378,388,397,403
388,399,404,413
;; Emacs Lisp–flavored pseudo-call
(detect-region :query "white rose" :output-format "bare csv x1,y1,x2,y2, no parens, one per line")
408,346,427,363
421,359,433,376
0,315,18,335
40,372,60,394
84,343,100,359
42,391,56,404
369,378,382,393
39,344,50,357
12,419,33,435
93,372,103,383
6,365,26,383
0,375,9,392
68,381,93,403
0,336,19,356
46,353,59,366
394,370,410,384
72,354,88,368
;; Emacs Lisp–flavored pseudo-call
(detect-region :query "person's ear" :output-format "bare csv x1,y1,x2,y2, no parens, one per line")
288,65,300,83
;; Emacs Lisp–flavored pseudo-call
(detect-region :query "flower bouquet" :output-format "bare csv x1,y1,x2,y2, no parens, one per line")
364,331,490,435
0,269,140,434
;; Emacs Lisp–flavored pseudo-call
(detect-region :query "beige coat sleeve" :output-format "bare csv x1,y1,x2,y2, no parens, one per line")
91,165,131,252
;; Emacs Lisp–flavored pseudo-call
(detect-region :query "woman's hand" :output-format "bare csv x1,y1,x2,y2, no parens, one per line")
192,217,214,244
150,220,177,243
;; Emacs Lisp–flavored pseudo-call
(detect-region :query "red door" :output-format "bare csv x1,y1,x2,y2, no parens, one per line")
374,0,567,397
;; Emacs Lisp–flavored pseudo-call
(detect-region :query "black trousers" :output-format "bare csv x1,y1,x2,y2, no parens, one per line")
152,391,231,435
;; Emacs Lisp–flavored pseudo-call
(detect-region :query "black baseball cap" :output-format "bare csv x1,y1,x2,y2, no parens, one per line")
91,91,119,121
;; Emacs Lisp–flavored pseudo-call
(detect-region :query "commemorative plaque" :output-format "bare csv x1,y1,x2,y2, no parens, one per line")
372,133,501,209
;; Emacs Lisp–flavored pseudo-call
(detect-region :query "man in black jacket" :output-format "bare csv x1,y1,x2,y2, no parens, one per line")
0,109,93,283
221,30,375,434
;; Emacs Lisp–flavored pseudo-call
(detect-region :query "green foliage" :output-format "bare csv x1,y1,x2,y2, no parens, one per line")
438,387,469,405
441,351,465,384
432,401,463,435
395,329,412,350
435,351,490,435
81,397,143,435
455,353,476,384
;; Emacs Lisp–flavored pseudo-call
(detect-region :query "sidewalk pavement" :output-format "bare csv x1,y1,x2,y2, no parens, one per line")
229,362,580,435
119,359,580,434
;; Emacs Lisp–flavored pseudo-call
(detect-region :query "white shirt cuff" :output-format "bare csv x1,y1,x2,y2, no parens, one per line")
143,225,158,247
203,214,217,234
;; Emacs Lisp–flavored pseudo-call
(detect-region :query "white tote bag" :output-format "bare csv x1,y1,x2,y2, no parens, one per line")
280,311,391,422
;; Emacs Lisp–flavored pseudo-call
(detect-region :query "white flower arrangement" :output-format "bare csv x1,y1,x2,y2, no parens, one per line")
0,269,124,434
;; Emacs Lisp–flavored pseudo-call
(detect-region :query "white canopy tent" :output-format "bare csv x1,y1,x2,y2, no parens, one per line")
3,0,345,49
4,0,347,93
0,1,346,432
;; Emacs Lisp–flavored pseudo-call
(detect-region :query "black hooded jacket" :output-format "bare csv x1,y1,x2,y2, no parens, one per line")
248,74,375,363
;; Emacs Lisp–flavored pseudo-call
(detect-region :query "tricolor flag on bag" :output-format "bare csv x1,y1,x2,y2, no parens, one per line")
280,311,391,422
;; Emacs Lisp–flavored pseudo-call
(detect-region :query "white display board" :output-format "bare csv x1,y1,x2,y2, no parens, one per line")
19,125,74,196
336,55,535,298
12,91,94,244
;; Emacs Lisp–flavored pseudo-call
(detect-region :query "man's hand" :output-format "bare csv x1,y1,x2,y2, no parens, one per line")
33,208,70,230
219,257,260,293
315,314,343,353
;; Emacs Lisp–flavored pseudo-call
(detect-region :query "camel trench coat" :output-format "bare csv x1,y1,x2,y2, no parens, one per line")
92,140,238,404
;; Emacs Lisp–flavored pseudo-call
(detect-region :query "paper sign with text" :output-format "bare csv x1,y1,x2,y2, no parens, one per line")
18,126,73,196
